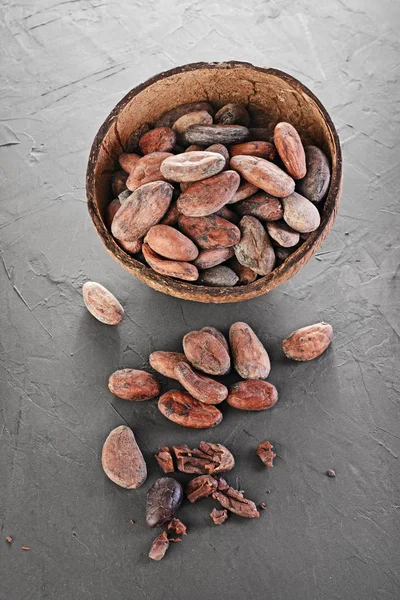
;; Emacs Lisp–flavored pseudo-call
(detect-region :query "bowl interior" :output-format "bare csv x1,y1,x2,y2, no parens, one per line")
87,62,341,303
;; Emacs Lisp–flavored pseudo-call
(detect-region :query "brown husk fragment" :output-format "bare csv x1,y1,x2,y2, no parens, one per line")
186,475,218,503
168,518,187,536
256,441,276,467
149,531,170,561
155,446,175,473
173,441,234,475
210,508,228,525
212,485,259,518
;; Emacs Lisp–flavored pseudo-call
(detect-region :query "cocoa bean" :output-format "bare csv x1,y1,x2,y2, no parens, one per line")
146,477,183,527
183,329,231,375
108,369,160,401
230,155,295,197
228,180,259,204
139,127,176,154
118,238,142,255
149,351,187,379
193,247,234,270
101,425,147,489
107,198,121,227
198,265,239,287
155,446,175,473
119,153,141,174
111,180,173,242
145,224,199,261
184,124,250,145
282,322,333,361
228,256,258,285
111,170,128,196
297,145,331,203
126,151,173,191
229,321,271,379
177,170,240,217
142,244,199,281
160,201,179,226
173,441,234,474
212,485,259,518
227,380,278,411
124,122,151,152
214,103,250,126
282,192,321,233
205,143,230,167
160,151,225,183
175,361,228,404
230,141,276,160
266,221,300,247
179,214,241,249
156,101,214,128
274,122,306,179
210,508,228,525
234,216,275,276
172,110,213,135
235,192,283,221
158,390,223,428
82,281,124,325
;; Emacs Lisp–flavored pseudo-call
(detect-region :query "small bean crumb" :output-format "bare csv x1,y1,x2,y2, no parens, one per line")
259,502,267,510
326,469,336,478
6,536,13,543
130,520,135,525
21,546,31,551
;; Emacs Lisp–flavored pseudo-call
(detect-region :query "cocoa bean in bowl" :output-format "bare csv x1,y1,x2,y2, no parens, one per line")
86,61,342,303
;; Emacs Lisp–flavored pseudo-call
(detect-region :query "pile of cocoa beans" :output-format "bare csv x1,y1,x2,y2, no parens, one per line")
107,101,331,286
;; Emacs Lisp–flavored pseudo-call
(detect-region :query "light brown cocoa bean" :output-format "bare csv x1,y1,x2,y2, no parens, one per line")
235,191,283,221
119,153,141,174
228,180,259,204
142,244,199,281
214,103,250,126
200,327,229,353
230,141,276,160
228,256,258,285
149,532,169,561
124,122,151,152
82,281,124,325
297,145,331,203
101,425,147,488
149,351,187,380
282,322,333,361
107,198,121,227
158,390,223,428
234,216,275,276
256,441,276,467
282,192,321,233
108,369,160,401
156,101,214,128
184,124,250,146
160,151,225,183
198,266,239,287
179,214,241,249
145,224,199,261
172,110,213,135
230,155,295,197
175,362,228,404
111,170,128,196
274,122,306,179
266,221,300,247
183,329,230,375
186,474,218,502
227,380,278,411
229,321,270,379
205,144,230,167
126,152,173,191
193,247,234,270
138,127,176,154
118,238,142,255
155,447,175,473
111,180,173,242
177,170,240,217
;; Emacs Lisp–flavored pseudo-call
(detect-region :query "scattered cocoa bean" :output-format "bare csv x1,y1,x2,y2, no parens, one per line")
179,214,241,250
215,103,250,126
149,531,169,561
145,224,199,261
175,362,228,404
183,329,231,375
210,508,228,525
146,477,183,528
161,151,225,183
158,390,223,428
149,351,187,379
6,536,12,543
142,244,199,281
227,380,278,411
177,170,240,217
101,425,147,489
282,192,321,233
256,441,276,467
198,265,239,287
230,155,295,198
186,475,218,503
111,181,173,242
274,122,306,179
139,127,176,154
282,322,333,361
155,447,175,473
234,216,275,276
297,145,331,203
108,369,160,401
184,124,250,145
229,322,271,379
266,221,300,247
82,281,124,325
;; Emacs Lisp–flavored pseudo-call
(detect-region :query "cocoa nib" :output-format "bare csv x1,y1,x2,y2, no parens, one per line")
155,446,175,473
168,518,187,536
149,531,170,561
256,441,276,468
212,485,259,518
172,441,235,475
186,475,218,503
210,508,228,525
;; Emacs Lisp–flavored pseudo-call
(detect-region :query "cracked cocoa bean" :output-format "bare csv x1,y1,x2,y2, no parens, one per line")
146,477,183,528
173,441,234,474
212,485,259,518
167,518,187,536
155,446,175,473
186,475,218,503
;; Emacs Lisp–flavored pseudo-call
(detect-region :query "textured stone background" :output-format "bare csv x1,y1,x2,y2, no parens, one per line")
1,0,399,598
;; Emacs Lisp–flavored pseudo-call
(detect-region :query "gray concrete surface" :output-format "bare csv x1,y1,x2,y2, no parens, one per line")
1,1,399,599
